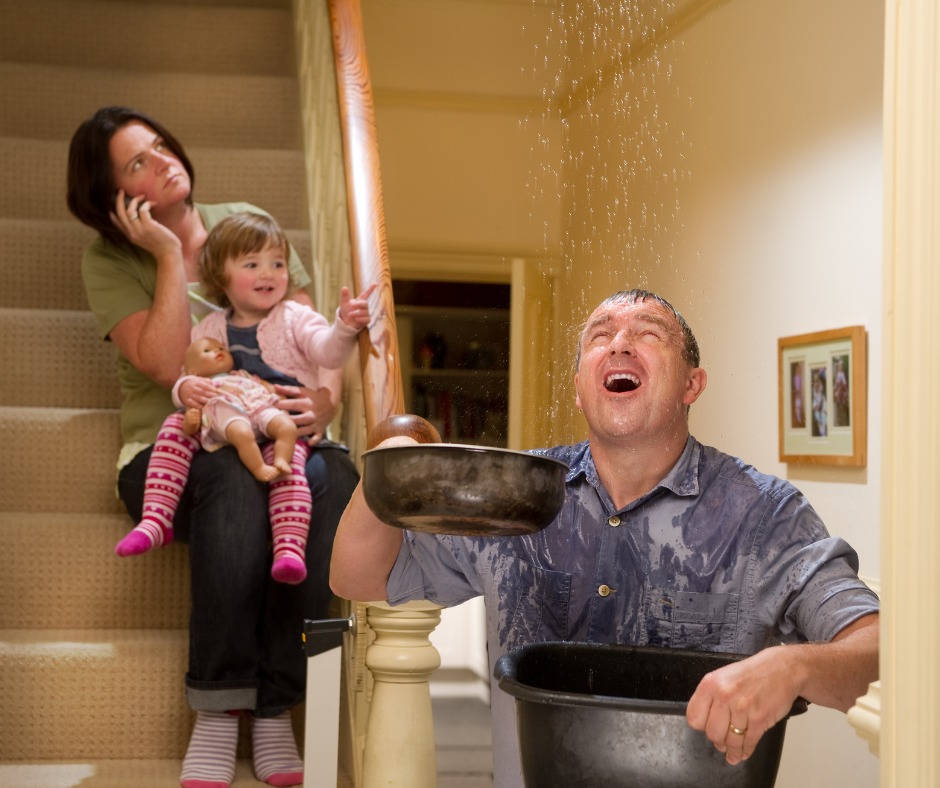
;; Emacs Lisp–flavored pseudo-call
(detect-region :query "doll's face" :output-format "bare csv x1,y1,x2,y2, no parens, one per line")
184,338,234,377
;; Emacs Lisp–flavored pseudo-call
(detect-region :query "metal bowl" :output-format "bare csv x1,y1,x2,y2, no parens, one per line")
361,443,568,536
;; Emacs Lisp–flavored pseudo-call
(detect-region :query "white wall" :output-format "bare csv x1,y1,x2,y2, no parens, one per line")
558,0,883,785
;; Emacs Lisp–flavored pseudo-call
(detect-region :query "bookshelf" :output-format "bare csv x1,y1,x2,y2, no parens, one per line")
393,280,511,447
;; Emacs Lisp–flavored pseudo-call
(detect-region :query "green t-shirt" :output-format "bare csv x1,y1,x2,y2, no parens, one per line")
81,202,311,462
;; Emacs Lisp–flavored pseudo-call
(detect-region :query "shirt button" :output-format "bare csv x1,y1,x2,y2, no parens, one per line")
608,515,621,527
598,584,613,597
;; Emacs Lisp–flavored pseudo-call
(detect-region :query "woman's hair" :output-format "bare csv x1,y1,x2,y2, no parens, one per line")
66,106,195,251
198,212,295,308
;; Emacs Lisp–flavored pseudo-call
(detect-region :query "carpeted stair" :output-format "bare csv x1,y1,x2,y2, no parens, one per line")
0,0,337,784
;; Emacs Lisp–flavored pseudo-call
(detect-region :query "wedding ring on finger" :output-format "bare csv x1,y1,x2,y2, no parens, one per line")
728,723,747,736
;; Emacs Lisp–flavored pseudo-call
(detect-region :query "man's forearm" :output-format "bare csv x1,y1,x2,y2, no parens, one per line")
793,613,879,712
329,481,403,603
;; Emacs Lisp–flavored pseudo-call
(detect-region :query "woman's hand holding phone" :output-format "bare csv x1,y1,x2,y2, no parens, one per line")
110,189,182,262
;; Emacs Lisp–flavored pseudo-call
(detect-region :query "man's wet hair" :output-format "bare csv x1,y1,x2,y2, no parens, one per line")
575,289,701,370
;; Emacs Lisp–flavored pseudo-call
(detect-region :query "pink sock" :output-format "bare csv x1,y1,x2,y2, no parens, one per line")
180,710,238,788
252,711,304,787
116,412,199,556
265,442,311,585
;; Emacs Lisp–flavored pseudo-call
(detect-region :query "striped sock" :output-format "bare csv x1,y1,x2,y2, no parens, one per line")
179,710,238,788
252,711,304,787
116,412,199,556
265,441,311,585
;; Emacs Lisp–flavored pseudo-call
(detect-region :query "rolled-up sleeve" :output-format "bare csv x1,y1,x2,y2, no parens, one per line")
386,532,482,608
750,489,879,645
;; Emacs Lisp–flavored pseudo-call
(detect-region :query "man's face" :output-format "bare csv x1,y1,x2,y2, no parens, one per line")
574,298,705,444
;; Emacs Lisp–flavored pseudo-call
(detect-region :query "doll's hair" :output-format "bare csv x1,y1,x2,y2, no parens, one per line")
198,212,297,308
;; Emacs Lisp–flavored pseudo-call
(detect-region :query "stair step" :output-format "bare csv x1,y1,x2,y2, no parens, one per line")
0,0,341,772
0,759,286,788
0,629,321,765
0,63,303,149
0,219,96,311
1,138,308,228
0,761,352,788
0,407,124,515
0,512,189,630
0,628,191,760
0,0,295,78
0,308,121,409
0,219,311,311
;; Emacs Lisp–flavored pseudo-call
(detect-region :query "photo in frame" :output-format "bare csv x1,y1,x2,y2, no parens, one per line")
778,326,867,466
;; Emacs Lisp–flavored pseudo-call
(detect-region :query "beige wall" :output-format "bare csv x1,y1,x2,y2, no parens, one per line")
362,1,883,784
557,0,883,785
361,0,562,257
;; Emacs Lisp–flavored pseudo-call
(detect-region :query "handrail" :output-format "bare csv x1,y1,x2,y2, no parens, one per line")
329,0,404,435
324,3,442,787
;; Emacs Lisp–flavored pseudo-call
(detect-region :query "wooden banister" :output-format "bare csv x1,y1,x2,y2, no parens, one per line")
329,0,404,434
325,2,441,786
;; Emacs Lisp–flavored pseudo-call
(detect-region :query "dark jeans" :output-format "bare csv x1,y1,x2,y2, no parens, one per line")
118,441,359,717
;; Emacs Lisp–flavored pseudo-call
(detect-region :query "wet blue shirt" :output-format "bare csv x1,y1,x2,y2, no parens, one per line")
386,436,879,787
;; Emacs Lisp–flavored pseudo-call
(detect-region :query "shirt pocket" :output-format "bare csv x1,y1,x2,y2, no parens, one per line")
491,557,572,654
644,587,739,651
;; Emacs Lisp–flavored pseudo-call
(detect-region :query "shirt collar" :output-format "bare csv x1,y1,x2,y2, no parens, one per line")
565,435,702,501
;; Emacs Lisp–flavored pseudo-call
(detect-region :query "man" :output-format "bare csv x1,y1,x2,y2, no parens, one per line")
331,289,879,786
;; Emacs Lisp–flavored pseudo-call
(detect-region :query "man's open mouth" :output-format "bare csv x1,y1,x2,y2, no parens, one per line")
605,372,640,393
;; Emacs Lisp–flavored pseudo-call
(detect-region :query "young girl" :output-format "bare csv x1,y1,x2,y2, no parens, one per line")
115,211,374,586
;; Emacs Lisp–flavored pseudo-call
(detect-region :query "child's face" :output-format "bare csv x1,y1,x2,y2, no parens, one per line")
222,241,290,325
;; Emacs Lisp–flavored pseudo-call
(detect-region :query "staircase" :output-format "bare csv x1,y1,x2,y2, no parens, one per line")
0,0,327,784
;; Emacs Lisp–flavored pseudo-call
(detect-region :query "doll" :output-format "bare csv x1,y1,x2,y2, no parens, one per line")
179,337,298,483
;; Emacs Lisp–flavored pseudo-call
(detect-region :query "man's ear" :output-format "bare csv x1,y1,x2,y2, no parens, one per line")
683,367,707,406
574,372,583,410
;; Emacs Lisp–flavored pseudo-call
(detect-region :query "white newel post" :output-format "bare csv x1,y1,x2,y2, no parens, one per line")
362,601,442,788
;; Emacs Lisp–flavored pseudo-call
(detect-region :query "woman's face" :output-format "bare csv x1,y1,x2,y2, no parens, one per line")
109,121,191,210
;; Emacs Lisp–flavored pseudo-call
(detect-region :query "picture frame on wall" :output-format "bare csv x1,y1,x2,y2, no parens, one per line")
778,326,867,467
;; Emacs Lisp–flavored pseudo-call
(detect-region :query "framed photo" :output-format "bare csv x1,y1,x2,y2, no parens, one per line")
778,326,867,466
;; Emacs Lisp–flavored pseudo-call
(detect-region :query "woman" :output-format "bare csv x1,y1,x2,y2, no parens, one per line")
67,106,359,788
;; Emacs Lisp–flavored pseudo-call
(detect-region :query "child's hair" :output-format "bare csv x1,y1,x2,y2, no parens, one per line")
199,211,297,308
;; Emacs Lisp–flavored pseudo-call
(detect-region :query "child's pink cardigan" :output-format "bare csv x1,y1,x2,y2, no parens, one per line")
173,300,358,405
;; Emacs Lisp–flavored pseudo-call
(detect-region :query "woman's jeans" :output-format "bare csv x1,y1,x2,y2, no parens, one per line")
118,441,359,718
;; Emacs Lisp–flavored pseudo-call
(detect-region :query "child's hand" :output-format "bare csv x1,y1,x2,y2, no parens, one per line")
338,283,377,331
178,376,218,408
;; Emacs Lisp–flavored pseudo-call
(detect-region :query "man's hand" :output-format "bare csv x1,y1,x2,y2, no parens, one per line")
686,646,803,765
686,613,878,765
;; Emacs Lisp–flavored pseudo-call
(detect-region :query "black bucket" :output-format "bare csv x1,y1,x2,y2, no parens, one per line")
494,642,807,788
